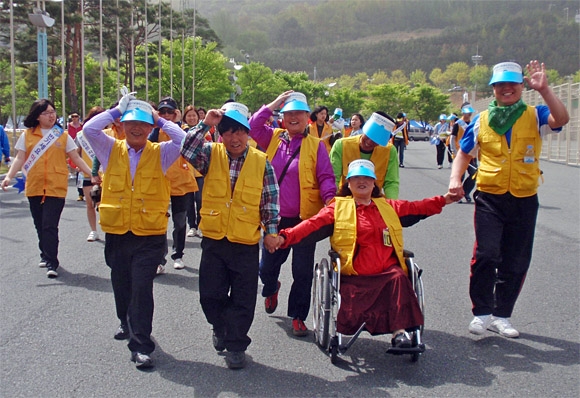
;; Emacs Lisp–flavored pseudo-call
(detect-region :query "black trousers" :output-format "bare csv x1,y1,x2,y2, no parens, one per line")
187,176,204,229
436,141,448,166
199,237,259,352
104,232,166,354
470,191,539,318
28,196,65,269
393,138,405,165
462,159,478,199
170,192,194,260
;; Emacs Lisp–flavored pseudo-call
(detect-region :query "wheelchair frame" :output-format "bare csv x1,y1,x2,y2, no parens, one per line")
312,249,425,363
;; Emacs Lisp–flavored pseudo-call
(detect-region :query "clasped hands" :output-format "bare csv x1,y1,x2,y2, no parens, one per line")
263,234,285,254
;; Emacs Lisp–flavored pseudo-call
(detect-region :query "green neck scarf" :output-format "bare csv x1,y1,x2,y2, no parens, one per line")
487,99,527,136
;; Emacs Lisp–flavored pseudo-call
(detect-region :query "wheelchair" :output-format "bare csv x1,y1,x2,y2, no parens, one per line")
312,249,425,363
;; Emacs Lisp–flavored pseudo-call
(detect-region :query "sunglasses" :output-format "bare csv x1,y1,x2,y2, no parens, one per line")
159,109,175,115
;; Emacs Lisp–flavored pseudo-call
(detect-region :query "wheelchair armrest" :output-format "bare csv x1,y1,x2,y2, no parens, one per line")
328,249,340,262
403,249,414,258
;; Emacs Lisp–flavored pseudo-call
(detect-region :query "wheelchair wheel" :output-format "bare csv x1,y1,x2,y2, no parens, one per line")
312,259,331,349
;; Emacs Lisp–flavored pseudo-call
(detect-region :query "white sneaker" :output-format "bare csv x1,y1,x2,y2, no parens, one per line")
468,315,492,335
487,317,520,338
156,264,166,275
195,229,203,238
39,260,47,268
187,228,195,237
87,231,99,242
173,258,185,269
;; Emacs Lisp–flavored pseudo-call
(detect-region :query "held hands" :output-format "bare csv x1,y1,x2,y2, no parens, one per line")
443,190,463,204
263,234,285,253
117,92,137,114
525,60,548,92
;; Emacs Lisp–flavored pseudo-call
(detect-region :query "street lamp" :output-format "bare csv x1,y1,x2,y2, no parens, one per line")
471,47,483,102
29,3,57,99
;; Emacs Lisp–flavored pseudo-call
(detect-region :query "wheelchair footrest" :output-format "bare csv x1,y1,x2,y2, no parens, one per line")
386,343,425,356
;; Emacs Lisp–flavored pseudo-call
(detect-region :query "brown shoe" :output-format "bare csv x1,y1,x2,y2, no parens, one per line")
264,281,281,314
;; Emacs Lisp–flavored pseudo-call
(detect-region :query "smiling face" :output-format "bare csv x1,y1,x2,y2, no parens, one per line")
37,106,57,129
359,134,378,152
348,175,375,202
492,81,524,106
184,110,199,126
221,128,248,159
123,120,153,151
283,110,309,137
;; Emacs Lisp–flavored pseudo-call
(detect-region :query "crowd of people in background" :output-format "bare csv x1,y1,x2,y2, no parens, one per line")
0,60,569,372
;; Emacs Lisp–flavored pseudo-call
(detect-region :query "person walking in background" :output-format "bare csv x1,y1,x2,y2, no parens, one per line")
149,97,198,273
431,114,449,169
391,112,409,168
449,60,569,338
0,124,11,166
445,113,458,166
346,113,365,137
249,91,336,337
182,105,205,239
67,113,85,201
330,112,399,199
180,102,280,370
1,99,92,278
450,104,477,203
83,93,184,369
308,105,335,153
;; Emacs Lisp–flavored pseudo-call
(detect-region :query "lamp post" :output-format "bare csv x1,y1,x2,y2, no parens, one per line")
471,48,483,102
29,1,58,99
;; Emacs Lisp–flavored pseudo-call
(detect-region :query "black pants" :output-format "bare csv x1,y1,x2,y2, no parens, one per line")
470,191,539,318
104,232,166,354
199,237,259,352
28,196,65,269
462,159,477,199
170,193,194,260
259,216,316,321
436,141,448,166
188,177,204,229
393,138,405,165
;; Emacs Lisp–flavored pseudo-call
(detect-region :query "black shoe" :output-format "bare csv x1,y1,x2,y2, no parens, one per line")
130,351,153,369
212,330,225,352
391,332,412,349
46,266,58,278
225,351,246,370
114,324,130,340
465,196,472,203
399,164,404,168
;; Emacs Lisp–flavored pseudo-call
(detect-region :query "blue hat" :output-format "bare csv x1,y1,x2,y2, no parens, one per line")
121,100,154,125
333,108,343,118
489,62,524,85
439,114,447,121
462,104,475,114
280,92,310,113
447,114,458,121
346,159,376,180
221,102,250,129
362,113,395,146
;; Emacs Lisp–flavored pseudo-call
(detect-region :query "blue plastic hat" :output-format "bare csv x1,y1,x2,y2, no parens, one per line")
333,108,343,118
439,114,447,121
447,114,458,121
489,62,524,85
280,92,310,113
346,159,376,180
462,105,475,114
362,113,395,146
221,102,250,129
121,100,154,125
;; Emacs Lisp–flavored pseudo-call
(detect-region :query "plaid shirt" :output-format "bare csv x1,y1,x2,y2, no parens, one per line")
181,123,280,235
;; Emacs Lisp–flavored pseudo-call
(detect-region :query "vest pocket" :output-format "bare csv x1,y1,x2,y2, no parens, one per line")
199,208,221,234
99,203,124,228
512,165,540,193
139,208,168,230
240,182,262,205
476,164,501,192
480,135,502,156
106,173,126,192
140,172,160,195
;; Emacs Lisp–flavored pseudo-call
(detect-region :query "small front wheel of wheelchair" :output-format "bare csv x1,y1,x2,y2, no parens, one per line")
411,352,420,362
330,342,339,364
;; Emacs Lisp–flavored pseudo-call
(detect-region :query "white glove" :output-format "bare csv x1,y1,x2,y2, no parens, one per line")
117,92,136,114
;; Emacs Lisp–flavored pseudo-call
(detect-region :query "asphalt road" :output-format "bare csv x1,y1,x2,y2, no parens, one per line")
1,141,578,397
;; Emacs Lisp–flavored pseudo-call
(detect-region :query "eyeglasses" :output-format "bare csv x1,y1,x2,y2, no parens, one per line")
41,110,57,116
159,109,175,115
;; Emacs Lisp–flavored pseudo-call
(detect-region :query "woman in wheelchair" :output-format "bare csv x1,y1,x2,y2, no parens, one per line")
274,159,459,349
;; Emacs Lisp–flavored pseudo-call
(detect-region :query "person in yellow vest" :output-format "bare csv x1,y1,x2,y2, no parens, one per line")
308,105,334,153
75,106,105,242
148,97,198,273
449,60,569,338
274,159,459,348
180,102,280,370
82,93,185,369
249,91,336,337
330,112,399,198
1,99,93,278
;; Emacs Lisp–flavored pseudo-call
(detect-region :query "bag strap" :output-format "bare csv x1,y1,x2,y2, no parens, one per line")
277,145,301,187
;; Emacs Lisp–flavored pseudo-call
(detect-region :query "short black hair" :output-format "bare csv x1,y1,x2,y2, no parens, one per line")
217,116,249,136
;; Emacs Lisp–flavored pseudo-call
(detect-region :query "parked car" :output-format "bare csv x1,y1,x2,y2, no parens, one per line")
408,126,430,141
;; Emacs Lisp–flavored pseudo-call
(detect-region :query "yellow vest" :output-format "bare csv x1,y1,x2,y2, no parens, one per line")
266,129,324,219
308,122,333,153
477,107,542,197
200,144,266,245
24,127,69,198
99,140,171,236
330,197,406,276
158,130,199,196
341,135,391,188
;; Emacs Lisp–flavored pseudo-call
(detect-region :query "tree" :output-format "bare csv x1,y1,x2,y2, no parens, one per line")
236,63,287,112
407,84,451,124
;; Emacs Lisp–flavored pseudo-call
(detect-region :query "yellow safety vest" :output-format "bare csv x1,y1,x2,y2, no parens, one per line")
266,129,324,219
330,197,406,276
99,140,171,236
158,130,198,196
341,135,391,188
477,107,542,197
308,122,333,153
24,127,69,198
200,144,266,245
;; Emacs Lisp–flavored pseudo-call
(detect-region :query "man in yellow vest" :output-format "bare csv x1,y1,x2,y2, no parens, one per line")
148,97,198,274
181,102,280,370
330,112,399,199
449,60,569,338
83,93,185,369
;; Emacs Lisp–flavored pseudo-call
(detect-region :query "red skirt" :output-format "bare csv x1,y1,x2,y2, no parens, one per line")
336,266,424,335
